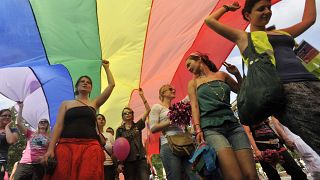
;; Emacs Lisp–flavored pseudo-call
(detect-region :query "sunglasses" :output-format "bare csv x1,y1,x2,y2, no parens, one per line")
123,111,133,115
39,121,49,124
165,87,175,92
0,114,12,118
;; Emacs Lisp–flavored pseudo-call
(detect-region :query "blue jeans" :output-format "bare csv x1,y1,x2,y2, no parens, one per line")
160,143,199,180
203,122,251,152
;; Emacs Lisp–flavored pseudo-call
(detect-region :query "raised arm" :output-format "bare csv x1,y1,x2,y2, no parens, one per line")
205,2,248,52
280,0,316,38
139,88,151,122
223,62,242,93
16,102,27,135
94,60,115,108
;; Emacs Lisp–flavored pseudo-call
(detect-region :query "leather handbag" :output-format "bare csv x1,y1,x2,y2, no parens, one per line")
166,132,195,157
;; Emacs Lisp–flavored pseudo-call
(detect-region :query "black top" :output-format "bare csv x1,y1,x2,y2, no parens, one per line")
60,106,98,139
0,127,18,161
116,119,146,162
268,34,318,83
250,121,277,141
242,34,318,83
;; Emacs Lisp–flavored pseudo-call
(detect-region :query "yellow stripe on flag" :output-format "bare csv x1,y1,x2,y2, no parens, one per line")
97,0,152,130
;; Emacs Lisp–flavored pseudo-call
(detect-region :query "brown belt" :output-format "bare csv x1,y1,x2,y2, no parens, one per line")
255,139,279,145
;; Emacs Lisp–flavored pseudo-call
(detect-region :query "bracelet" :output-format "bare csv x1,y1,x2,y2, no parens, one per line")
194,124,200,129
194,128,202,136
223,5,230,12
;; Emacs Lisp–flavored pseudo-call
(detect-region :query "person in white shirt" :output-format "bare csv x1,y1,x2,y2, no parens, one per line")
271,116,320,180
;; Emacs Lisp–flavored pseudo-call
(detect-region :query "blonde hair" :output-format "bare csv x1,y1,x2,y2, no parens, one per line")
159,84,172,101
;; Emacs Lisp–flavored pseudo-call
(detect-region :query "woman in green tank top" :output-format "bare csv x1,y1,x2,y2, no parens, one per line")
186,52,258,180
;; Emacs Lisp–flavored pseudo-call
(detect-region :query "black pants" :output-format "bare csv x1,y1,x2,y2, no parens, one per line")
14,163,44,180
0,162,5,180
104,164,116,180
257,143,307,180
123,159,149,180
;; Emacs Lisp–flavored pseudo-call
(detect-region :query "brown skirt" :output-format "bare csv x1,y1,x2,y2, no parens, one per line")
49,138,105,180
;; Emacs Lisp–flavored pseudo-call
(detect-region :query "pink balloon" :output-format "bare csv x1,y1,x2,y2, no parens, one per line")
113,137,130,161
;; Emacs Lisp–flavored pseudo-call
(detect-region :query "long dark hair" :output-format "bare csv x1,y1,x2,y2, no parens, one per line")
188,52,218,72
74,75,92,95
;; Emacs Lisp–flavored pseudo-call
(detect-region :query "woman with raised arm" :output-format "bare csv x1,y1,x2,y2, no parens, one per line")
14,102,51,180
0,109,19,180
186,52,257,179
115,88,150,180
44,60,115,180
205,0,320,154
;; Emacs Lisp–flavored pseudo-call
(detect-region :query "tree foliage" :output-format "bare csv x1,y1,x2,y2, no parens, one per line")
151,154,164,180
6,132,26,174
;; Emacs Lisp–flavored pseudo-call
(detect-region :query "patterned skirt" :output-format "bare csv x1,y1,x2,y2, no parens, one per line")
277,81,320,155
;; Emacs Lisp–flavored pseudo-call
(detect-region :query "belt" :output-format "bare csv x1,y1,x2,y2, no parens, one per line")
255,139,279,145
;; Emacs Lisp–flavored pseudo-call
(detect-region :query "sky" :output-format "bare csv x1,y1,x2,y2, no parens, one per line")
1,0,319,109
221,0,320,102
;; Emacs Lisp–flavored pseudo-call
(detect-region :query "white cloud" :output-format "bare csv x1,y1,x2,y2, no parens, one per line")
0,94,15,110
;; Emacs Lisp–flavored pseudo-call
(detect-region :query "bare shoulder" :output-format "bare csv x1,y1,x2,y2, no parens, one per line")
187,79,198,88
215,71,228,79
62,100,78,110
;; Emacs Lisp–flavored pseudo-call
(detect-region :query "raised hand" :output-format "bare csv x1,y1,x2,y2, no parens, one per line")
102,60,110,68
138,88,144,97
224,62,239,75
226,1,241,12
17,101,23,109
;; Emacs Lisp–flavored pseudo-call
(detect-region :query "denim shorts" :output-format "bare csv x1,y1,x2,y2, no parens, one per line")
203,122,251,152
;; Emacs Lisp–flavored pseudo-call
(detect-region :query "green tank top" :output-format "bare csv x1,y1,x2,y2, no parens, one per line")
197,80,237,128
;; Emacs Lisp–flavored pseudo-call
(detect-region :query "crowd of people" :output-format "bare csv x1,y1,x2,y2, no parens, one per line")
0,0,319,179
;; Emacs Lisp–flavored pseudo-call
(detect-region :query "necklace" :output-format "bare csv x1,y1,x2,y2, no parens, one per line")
205,81,225,102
